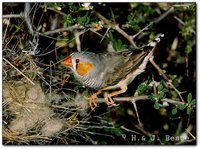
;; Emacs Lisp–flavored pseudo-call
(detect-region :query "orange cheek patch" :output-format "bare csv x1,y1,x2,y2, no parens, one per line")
76,62,94,76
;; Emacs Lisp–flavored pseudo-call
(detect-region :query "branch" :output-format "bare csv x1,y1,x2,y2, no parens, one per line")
24,3,34,35
74,30,87,52
3,14,22,18
46,7,67,16
97,95,185,106
130,6,176,39
154,7,174,24
149,57,185,102
94,11,138,48
132,22,154,39
43,24,84,35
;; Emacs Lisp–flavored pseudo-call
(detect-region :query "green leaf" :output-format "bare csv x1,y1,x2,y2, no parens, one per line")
190,99,196,105
137,84,147,95
149,94,156,101
154,102,161,110
138,84,145,91
157,84,164,91
187,93,192,103
185,46,192,54
187,107,192,115
178,104,187,110
108,30,114,41
76,12,90,26
172,108,178,115
158,91,165,99
162,88,168,93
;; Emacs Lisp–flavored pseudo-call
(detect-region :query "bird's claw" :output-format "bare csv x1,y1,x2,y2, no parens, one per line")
89,95,97,111
105,95,116,107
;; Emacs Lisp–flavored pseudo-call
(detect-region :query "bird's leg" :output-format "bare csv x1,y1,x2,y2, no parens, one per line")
89,84,127,110
104,85,128,107
89,85,119,110
89,90,102,110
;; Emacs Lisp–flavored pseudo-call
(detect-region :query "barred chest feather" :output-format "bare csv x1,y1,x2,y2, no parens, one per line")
78,77,104,89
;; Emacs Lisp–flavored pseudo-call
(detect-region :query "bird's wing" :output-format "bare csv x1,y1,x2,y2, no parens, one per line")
99,49,148,86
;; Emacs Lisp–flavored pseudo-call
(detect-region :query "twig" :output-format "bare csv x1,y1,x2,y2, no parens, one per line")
74,30,84,52
132,101,142,126
121,125,141,135
133,123,153,137
97,95,185,126
110,7,116,25
131,6,176,39
185,125,196,140
115,25,138,48
3,14,22,18
154,7,174,24
174,16,195,34
43,24,84,35
100,27,110,43
162,98,185,105
174,16,185,25
3,58,35,85
47,7,67,16
3,17,10,43
97,95,184,106
132,22,154,39
49,61,53,94
173,4,194,7
24,3,34,35
149,57,185,102
94,11,138,48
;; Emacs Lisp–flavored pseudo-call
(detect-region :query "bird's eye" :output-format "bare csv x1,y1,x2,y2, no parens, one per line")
75,59,80,63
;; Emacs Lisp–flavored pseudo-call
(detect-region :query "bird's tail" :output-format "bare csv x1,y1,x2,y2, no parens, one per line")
144,34,165,52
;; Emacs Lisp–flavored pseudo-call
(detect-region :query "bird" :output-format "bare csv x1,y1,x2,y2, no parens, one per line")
61,34,164,110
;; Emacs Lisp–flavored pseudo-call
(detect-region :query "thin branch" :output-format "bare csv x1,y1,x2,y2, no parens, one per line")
100,27,110,43
149,57,185,102
94,11,138,48
3,58,35,85
97,95,184,105
115,25,138,48
110,7,116,26
132,22,154,39
43,24,84,35
174,16,185,25
173,4,194,7
132,101,142,126
154,7,174,24
121,125,142,135
133,123,153,137
3,17,10,43
93,11,112,26
24,3,34,35
49,61,53,94
131,6,176,39
47,7,68,16
74,30,86,52
3,14,22,18
162,98,185,105
96,95,185,125
174,16,195,34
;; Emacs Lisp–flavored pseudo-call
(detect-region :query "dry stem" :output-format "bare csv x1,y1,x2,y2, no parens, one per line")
3,58,35,85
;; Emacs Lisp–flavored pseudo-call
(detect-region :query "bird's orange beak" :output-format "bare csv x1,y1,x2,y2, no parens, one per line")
61,56,73,67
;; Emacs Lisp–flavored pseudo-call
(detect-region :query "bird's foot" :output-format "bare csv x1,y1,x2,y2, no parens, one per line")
105,95,117,107
89,94,97,111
